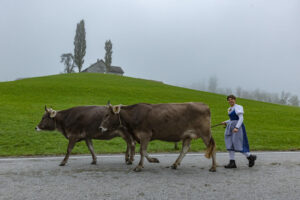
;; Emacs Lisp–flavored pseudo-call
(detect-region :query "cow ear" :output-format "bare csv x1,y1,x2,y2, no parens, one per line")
107,100,111,106
112,105,122,114
49,109,57,118
45,105,48,112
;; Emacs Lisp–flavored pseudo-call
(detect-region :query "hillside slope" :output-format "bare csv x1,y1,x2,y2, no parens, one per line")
0,73,299,156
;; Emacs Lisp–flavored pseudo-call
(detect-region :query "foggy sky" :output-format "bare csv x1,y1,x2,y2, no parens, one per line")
1,0,300,96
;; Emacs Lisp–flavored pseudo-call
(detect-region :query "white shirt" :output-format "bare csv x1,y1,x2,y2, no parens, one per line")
226,104,244,129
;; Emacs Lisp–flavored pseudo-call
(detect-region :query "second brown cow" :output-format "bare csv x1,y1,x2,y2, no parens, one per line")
100,102,216,172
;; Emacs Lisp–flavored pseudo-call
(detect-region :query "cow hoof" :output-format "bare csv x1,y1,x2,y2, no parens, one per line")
149,158,160,163
171,164,177,170
133,166,142,172
209,168,216,172
59,163,66,166
91,161,97,165
126,160,133,165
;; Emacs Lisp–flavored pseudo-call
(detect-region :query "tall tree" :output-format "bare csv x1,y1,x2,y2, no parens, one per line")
104,40,113,72
74,19,86,72
60,53,75,73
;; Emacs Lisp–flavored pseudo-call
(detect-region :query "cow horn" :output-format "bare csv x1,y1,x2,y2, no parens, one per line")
45,105,51,113
107,100,111,106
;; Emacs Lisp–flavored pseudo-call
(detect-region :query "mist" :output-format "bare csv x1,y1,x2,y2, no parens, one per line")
1,0,299,97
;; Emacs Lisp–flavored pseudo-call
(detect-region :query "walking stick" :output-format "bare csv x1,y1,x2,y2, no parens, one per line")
211,123,226,128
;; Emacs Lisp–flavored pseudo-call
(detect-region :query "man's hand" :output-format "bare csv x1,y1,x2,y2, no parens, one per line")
233,128,239,133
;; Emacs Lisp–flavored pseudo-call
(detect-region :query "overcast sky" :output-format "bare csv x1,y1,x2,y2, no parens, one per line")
1,0,299,96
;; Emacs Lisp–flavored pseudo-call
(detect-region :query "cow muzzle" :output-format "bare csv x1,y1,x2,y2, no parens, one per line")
99,126,108,132
35,126,41,131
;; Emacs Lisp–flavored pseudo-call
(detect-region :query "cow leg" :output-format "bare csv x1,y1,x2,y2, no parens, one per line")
145,152,159,163
174,142,179,150
134,136,155,172
201,136,217,172
85,139,97,165
134,140,147,172
120,133,135,165
138,137,159,164
129,138,136,164
60,139,76,166
125,139,136,165
121,135,130,164
171,138,191,169
125,141,130,164
143,142,159,163
210,149,217,172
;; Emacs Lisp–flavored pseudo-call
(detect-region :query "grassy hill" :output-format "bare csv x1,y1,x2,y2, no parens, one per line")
0,73,299,156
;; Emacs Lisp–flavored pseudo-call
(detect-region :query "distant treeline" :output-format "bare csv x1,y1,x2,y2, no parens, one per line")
189,76,299,106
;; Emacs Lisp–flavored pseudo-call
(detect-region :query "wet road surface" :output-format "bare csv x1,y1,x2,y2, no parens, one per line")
1,152,300,200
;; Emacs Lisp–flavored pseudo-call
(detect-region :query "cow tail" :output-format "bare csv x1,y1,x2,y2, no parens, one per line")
205,137,216,159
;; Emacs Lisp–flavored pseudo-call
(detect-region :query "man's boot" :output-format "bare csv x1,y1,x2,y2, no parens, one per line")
247,155,257,167
224,160,237,168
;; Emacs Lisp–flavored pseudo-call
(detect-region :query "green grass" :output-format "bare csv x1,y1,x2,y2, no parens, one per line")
0,73,300,156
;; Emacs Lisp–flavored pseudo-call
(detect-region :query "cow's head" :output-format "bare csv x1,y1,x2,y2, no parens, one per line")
99,103,122,132
35,105,57,131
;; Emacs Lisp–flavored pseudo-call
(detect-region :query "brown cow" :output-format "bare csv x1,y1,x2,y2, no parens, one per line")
36,106,135,166
100,103,216,172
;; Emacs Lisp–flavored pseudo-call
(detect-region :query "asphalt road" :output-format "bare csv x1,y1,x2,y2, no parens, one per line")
1,152,300,200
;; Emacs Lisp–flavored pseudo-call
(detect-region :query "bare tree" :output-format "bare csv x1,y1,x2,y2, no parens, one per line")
236,86,242,97
279,91,291,105
288,95,299,106
74,19,86,72
270,93,280,104
253,89,266,101
190,80,206,91
208,76,218,93
187,81,299,107
60,53,75,73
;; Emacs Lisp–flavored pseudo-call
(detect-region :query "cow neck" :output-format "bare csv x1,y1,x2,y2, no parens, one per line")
53,111,62,132
118,110,124,128
118,106,133,129
55,111,70,139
